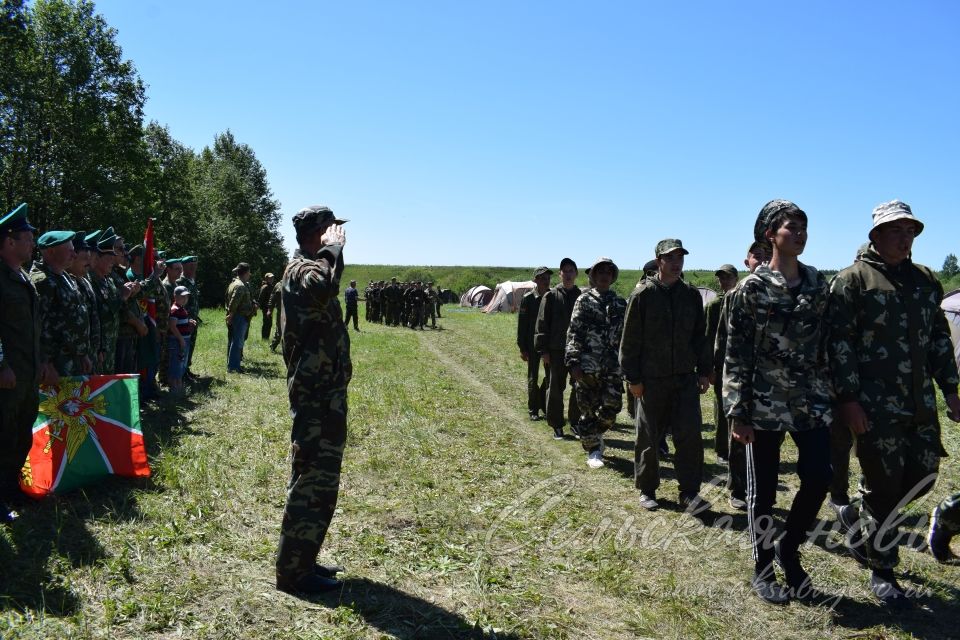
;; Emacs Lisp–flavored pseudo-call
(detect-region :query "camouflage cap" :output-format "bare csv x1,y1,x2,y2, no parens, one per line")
585,256,619,283
292,205,348,235
754,199,806,243
870,199,923,236
642,259,659,274
748,240,771,256
655,239,688,257
715,264,738,277
37,230,76,249
532,266,553,278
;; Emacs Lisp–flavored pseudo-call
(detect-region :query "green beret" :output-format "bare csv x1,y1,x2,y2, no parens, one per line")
37,230,76,249
156,250,167,260
0,203,36,234
165,257,183,265
181,255,197,263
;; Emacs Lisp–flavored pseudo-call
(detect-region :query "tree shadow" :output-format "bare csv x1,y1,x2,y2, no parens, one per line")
288,576,521,639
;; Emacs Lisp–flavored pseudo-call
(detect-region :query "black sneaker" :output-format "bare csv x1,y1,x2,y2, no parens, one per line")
869,570,913,610
552,426,564,440
529,412,542,421
277,572,342,595
751,571,789,605
315,563,344,578
928,506,957,563
775,541,820,600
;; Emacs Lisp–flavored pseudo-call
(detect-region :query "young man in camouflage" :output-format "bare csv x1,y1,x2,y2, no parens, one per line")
827,200,960,607
725,200,833,604
713,241,770,510
225,262,256,373
258,273,276,340
176,256,201,378
566,257,626,468
621,239,710,512
269,277,283,352
535,258,581,438
67,233,101,374
0,204,40,522
276,205,351,595
704,263,738,465
517,267,552,425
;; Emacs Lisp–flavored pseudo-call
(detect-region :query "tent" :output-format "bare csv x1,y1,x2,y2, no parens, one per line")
697,287,718,307
459,285,493,308
943,289,960,371
483,281,536,314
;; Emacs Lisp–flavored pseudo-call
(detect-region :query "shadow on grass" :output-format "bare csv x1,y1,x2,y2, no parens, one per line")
293,577,521,639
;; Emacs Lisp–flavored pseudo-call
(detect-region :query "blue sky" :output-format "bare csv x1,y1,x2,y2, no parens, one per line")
93,0,959,270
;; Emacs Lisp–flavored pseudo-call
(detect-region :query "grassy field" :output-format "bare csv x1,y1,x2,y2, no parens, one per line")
2,305,959,639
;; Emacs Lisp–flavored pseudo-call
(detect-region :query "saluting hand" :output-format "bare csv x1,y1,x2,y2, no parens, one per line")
321,224,346,248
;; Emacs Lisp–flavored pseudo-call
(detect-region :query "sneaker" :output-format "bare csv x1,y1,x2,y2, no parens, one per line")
928,506,957,563
729,496,748,511
658,439,670,457
277,572,342,595
716,456,729,466
836,503,860,535
529,412,541,421
751,571,790,605
828,494,850,510
638,493,659,511
869,570,913,610
552,426,564,440
586,448,604,469
571,423,582,440
775,541,815,598
679,492,712,512
314,562,345,578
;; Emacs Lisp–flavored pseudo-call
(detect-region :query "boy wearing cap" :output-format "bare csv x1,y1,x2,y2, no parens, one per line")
259,273,276,339
827,200,960,607
176,257,201,378
566,258,626,467
518,267,552,424
725,200,833,604
621,239,711,511
167,286,196,396
535,258,582,438
0,204,40,522
343,279,360,331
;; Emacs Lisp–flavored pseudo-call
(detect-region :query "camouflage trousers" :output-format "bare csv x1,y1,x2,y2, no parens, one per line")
574,372,623,451
933,493,960,534
276,389,348,582
853,413,943,570
99,327,118,375
525,353,548,417
271,315,282,351
0,380,38,499
712,379,728,460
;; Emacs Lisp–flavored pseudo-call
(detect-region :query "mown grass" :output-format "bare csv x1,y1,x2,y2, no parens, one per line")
1,305,959,639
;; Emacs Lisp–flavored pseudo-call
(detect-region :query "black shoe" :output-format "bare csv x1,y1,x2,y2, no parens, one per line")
836,503,860,535
928,507,956,563
678,492,712,513
751,571,789,605
552,426,564,440
570,423,581,440
315,563,344,578
529,412,541,421
869,570,913,609
775,541,819,600
658,440,670,457
277,572,342,595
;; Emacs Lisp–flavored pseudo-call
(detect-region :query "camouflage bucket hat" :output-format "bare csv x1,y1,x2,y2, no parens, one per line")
754,199,805,244
870,200,923,236
655,239,688,257
585,256,619,283
292,205,348,235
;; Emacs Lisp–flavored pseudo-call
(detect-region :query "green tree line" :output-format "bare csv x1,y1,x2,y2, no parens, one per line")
0,0,287,301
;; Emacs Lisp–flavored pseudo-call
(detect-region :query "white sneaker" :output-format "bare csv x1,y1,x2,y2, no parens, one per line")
638,493,659,510
586,449,604,468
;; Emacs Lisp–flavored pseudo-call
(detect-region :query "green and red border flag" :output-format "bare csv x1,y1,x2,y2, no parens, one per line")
19,374,150,498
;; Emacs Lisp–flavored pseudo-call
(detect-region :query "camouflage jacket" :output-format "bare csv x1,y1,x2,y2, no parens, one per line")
153,275,171,335
826,247,959,422
517,289,544,354
619,276,710,385
269,281,282,313
72,273,102,357
0,260,40,382
565,288,626,375
281,245,351,406
30,261,90,373
226,277,255,318
704,292,725,374
90,272,122,347
722,263,832,431
176,275,201,319
534,284,581,353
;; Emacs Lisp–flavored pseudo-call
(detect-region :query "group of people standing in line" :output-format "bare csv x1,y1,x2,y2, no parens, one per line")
0,203,202,521
360,279,443,330
516,199,960,607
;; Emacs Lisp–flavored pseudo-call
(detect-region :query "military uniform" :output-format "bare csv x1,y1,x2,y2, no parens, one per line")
713,286,747,503
620,265,709,501
724,262,833,578
535,283,581,430
259,279,275,340
517,287,548,419
269,280,283,351
343,284,360,330
31,261,90,376
176,262,201,373
566,284,626,453
0,203,40,510
827,245,958,570
226,273,255,372
276,205,351,593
